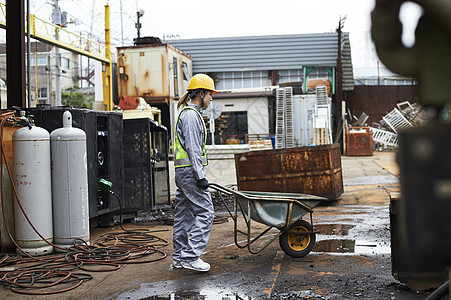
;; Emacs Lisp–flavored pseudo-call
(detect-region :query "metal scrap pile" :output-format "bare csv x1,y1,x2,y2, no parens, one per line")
370,101,427,151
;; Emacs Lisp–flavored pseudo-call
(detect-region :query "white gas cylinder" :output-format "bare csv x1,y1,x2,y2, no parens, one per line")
50,111,89,250
13,125,53,256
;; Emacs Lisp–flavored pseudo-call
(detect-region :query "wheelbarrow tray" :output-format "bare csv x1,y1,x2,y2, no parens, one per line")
234,190,326,229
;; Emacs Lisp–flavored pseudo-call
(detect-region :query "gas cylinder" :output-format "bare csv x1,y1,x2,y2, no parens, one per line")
13,125,53,256
50,111,89,250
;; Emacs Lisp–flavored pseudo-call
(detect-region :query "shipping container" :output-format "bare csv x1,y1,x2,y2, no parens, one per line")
117,43,192,105
117,43,192,140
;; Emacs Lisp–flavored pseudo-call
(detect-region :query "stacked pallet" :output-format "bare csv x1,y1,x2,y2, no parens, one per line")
275,87,294,148
278,85,333,148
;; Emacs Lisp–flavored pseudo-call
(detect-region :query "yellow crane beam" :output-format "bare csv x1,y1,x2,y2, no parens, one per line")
0,2,114,111
103,4,113,111
0,2,109,63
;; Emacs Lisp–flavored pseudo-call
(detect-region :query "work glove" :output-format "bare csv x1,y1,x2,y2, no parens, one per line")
196,178,209,190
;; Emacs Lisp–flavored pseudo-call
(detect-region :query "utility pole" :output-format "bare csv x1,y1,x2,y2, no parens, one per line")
52,0,61,106
135,10,145,40
120,0,124,46
86,1,95,89
336,16,345,151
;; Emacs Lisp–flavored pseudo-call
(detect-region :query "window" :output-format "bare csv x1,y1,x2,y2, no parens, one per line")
215,71,270,90
73,61,79,77
173,57,178,97
62,57,70,69
181,62,189,81
29,56,48,66
38,87,48,99
222,111,248,144
279,69,302,84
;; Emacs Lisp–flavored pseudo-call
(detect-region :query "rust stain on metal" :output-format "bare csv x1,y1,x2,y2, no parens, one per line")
142,90,153,97
161,52,167,98
117,54,129,96
141,69,153,98
235,144,343,200
116,43,191,106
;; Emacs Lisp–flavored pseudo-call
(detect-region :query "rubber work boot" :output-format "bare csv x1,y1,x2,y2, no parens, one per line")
171,259,182,269
181,258,210,272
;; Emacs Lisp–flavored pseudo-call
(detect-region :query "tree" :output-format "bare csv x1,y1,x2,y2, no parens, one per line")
61,86,93,108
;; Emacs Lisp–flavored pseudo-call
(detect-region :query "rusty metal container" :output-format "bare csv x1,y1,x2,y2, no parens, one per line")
235,144,343,200
345,126,373,156
117,43,192,107
117,42,192,142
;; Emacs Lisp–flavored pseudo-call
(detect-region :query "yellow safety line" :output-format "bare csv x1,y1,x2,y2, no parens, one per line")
262,251,285,297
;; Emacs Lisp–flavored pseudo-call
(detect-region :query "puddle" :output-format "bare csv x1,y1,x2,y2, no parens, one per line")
343,174,399,186
117,271,263,299
124,290,250,300
315,239,356,253
312,223,391,254
314,238,391,254
314,224,355,235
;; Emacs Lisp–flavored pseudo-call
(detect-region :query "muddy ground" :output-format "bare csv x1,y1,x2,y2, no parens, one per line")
0,153,443,299
118,185,432,300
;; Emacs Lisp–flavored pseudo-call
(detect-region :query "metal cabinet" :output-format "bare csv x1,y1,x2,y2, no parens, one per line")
122,118,170,211
26,106,124,225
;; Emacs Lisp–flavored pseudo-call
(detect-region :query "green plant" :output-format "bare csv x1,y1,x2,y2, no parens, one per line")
61,86,93,108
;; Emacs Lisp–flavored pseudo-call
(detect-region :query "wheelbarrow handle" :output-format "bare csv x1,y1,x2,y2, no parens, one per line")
208,182,234,195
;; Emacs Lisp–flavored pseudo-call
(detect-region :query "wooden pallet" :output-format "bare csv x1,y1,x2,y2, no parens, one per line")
313,128,329,145
245,133,271,143
249,139,273,150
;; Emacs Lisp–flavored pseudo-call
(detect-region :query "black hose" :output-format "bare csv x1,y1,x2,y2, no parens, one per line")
426,281,449,300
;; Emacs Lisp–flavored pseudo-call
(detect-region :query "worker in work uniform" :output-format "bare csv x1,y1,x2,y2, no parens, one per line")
171,73,217,272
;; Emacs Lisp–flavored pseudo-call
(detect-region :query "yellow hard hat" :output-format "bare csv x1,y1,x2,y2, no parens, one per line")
187,74,217,93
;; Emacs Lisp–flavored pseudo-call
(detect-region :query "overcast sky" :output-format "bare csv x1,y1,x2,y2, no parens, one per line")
27,0,423,76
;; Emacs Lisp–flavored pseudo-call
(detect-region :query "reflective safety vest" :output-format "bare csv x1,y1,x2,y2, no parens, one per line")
174,105,208,168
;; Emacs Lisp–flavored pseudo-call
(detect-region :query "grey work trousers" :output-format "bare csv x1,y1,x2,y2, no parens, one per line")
172,167,214,262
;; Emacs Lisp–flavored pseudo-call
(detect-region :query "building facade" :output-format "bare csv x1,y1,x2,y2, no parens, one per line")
168,32,354,144
0,42,80,108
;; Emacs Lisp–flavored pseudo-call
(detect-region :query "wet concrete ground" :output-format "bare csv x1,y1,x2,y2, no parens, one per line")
0,152,436,299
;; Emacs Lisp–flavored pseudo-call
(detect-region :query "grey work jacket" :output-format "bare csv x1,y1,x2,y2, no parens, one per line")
175,103,206,180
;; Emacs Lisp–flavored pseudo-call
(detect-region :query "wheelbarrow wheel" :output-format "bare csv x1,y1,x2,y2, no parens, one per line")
279,219,315,258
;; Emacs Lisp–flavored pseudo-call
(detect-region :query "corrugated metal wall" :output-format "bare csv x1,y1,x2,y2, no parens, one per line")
168,33,354,92
168,33,340,73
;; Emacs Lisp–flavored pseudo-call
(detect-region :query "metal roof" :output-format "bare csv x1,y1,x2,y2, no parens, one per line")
168,33,340,73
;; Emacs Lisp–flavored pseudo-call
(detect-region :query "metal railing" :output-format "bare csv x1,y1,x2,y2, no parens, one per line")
0,2,109,63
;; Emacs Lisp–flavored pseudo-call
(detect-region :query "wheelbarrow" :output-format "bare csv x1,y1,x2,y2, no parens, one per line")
209,183,327,258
